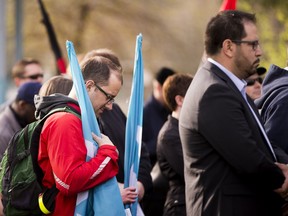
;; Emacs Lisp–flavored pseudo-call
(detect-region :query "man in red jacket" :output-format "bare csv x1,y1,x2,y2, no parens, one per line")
37,55,123,216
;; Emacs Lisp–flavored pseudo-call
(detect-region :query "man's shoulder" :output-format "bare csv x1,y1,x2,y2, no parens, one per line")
44,111,81,130
0,106,15,123
0,99,13,114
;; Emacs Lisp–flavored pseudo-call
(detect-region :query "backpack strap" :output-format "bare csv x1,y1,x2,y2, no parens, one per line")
18,126,31,161
42,106,81,122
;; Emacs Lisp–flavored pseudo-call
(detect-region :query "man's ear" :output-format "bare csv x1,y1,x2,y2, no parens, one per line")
222,39,234,58
85,80,94,92
15,100,28,115
18,100,26,108
175,95,183,106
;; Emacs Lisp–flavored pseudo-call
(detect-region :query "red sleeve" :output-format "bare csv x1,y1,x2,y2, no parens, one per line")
39,112,119,195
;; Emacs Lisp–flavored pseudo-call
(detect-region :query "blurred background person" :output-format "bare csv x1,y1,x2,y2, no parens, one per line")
0,58,44,113
0,82,42,160
256,64,288,154
142,67,176,216
157,73,193,216
11,58,44,87
143,67,176,167
245,66,266,100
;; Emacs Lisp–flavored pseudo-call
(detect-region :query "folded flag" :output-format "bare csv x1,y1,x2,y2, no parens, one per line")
66,41,125,216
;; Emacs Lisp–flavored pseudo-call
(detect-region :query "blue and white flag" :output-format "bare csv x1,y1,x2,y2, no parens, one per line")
66,41,125,216
124,34,144,216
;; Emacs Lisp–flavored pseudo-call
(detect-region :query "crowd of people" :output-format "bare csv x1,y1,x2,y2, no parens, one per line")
1,9,288,216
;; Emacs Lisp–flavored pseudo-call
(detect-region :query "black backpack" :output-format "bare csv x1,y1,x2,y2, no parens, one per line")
0,106,80,216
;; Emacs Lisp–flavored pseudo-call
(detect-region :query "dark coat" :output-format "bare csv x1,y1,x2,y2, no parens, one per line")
179,61,288,216
157,115,186,216
98,103,153,194
143,94,171,166
256,64,288,154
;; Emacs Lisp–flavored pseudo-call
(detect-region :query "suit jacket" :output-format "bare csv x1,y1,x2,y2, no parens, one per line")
179,61,288,216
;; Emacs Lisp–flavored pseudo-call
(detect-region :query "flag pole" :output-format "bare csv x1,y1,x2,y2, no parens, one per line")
37,0,66,74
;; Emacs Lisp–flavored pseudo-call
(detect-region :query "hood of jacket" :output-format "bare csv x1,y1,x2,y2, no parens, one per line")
255,64,288,110
34,93,79,120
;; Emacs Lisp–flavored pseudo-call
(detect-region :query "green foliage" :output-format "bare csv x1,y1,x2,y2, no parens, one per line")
238,0,288,68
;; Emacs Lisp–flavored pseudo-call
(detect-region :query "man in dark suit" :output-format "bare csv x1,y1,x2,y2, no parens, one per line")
179,10,288,216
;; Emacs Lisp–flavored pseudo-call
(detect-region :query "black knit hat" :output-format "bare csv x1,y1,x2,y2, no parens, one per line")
16,82,42,104
155,67,176,85
256,67,266,76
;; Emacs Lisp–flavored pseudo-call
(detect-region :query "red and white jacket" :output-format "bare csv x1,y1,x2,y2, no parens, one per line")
38,104,119,216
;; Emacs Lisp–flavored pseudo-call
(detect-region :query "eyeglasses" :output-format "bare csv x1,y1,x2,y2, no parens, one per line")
231,40,260,51
246,77,263,86
21,74,44,80
94,83,115,105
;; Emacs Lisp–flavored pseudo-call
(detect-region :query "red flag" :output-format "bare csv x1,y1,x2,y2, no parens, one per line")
219,0,237,11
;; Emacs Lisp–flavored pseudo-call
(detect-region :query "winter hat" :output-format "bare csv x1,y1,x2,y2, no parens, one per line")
16,82,42,105
257,67,267,76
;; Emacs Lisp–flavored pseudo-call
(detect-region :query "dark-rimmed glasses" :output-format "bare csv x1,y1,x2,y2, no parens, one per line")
246,77,263,86
20,74,44,80
94,83,115,105
231,40,260,51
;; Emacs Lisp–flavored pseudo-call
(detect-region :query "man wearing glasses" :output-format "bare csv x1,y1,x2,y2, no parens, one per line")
35,55,123,215
92,81,115,115
11,58,44,86
0,58,44,113
245,66,266,100
179,10,288,216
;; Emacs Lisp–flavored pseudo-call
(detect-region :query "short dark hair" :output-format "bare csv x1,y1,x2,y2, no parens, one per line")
155,67,176,85
162,73,193,111
80,56,123,86
205,10,256,56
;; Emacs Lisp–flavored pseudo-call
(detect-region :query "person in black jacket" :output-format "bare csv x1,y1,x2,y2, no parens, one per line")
99,103,153,204
143,67,176,167
256,64,288,154
157,74,192,216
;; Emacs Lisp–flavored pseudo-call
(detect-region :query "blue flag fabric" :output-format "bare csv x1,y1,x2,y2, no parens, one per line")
124,34,144,216
66,41,125,216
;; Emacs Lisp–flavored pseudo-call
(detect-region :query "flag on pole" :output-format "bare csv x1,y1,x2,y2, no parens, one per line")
38,0,66,74
66,41,125,216
124,34,144,216
219,0,237,11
